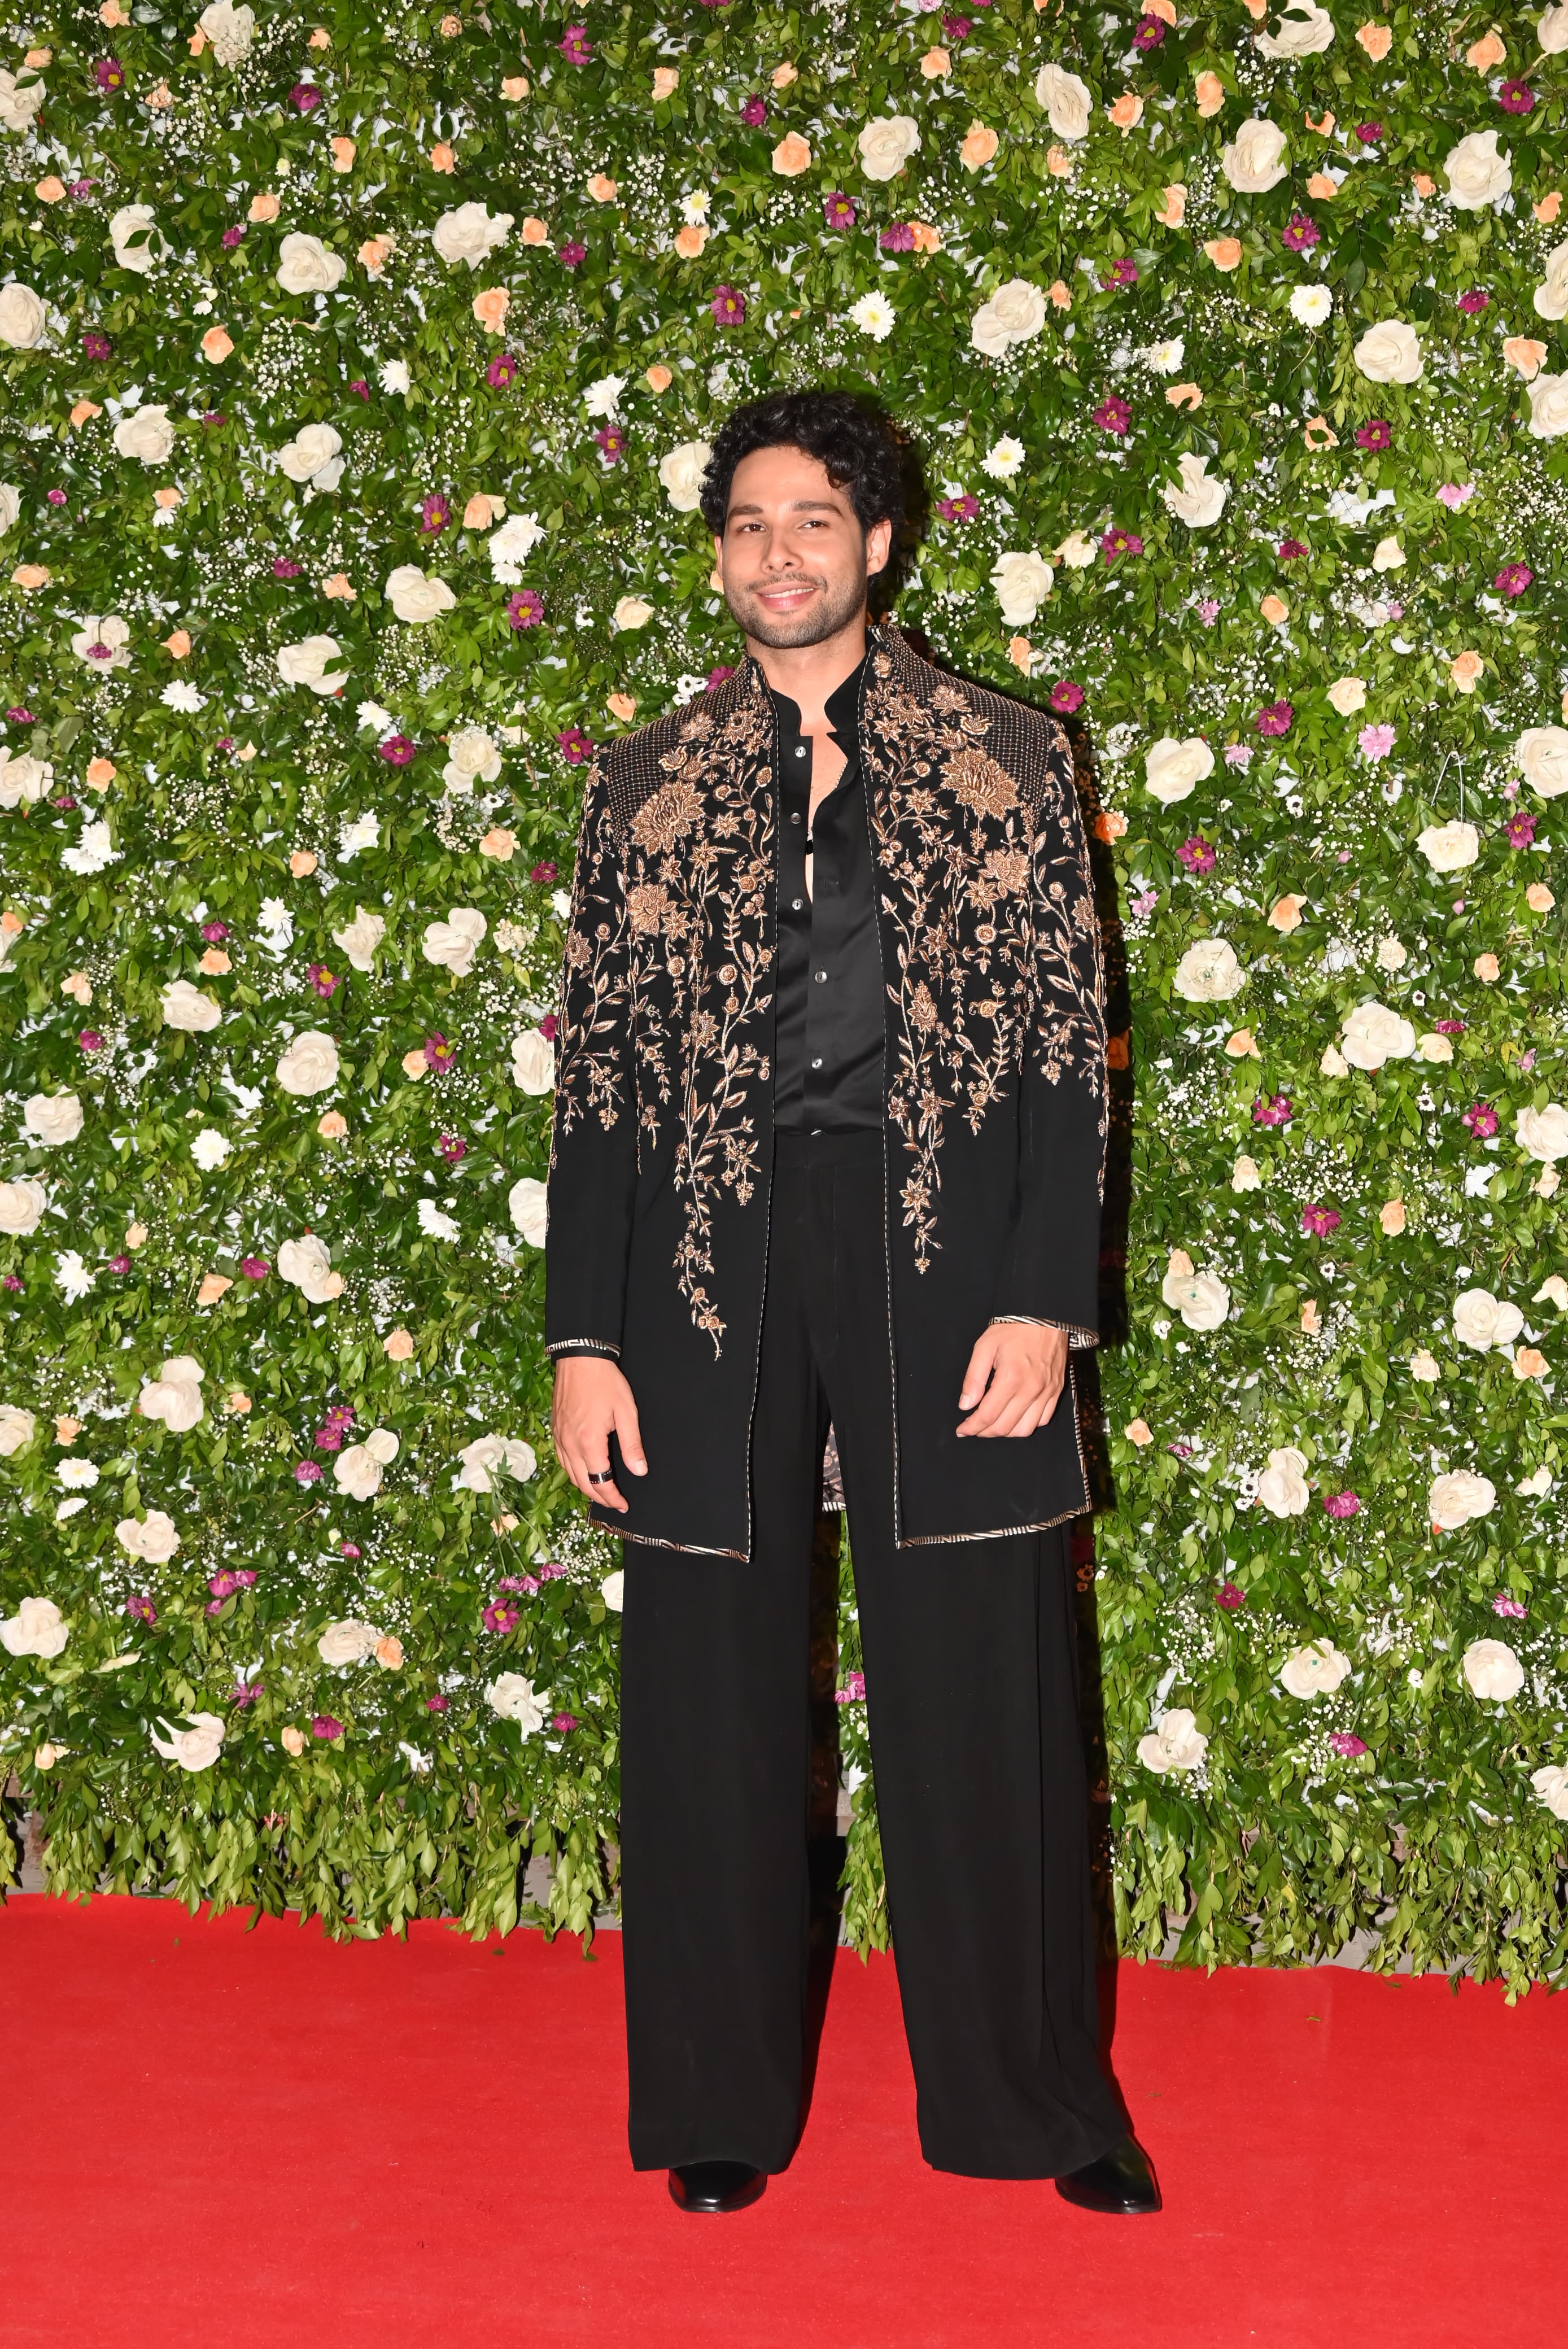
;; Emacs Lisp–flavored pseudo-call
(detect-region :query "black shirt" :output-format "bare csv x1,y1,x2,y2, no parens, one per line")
770,657,885,1134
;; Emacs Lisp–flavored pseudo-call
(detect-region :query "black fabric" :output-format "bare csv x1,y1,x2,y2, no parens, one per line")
770,658,885,1135
618,1129,1126,2179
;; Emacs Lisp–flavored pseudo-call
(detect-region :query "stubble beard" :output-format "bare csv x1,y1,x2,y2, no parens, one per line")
723,565,868,650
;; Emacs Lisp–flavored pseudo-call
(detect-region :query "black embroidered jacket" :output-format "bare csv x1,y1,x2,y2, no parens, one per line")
544,623,1108,1559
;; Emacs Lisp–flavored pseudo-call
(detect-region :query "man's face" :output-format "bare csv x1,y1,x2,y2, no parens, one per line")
715,443,892,649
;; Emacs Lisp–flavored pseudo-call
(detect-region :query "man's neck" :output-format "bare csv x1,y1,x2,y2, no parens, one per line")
745,610,870,730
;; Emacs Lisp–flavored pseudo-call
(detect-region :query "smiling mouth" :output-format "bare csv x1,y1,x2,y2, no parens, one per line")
752,579,819,605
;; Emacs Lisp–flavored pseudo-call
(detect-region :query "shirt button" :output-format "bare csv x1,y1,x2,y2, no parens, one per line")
811,1056,824,1069
793,745,806,758
791,897,804,911
790,811,802,824
814,970,827,983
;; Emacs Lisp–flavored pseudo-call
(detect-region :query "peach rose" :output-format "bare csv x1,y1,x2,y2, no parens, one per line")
472,286,509,332
359,235,394,276
1095,809,1129,841
1166,382,1202,410
1008,636,1033,673
652,66,679,99
1355,20,1393,55
1466,28,1505,69
1046,143,1074,178
86,757,116,787
587,174,618,204
606,692,638,721
1108,92,1144,132
1204,237,1243,270
281,1726,305,1757
197,1273,232,1307
402,1049,430,1080
154,488,182,512
675,224,707,259
1260,593,1289,624
438,14,460,33
1306,110,1335,134
771,62,798,88
249,191,281,223
69,400,100,427
36,176,66,202
961,121,999,171
164,627,191,657
463,492,497,527
501,76,529,101
647,363,672,392
321,573,355,601
317,1110,348,1138
1527,883,1555,912
1537,192,1563,225
1049,278,1072,307
1412,172,1436,197
199,948,230,974
1194,69,1225,116
1270,894,1304,931
374,1635,404,1669
910,220,941,254
310,25,333,45
773,130,812,174
385,1328,415,1360
1300,1299,1321,1334
1156,184,1186,225
1504,336,1547,378
12,563,49,587
430,143,456,173
1125,1419,1154,1446
331,137,356,172
1514,1347,1549,1380
1379,1199,1406,1235
1225,1029,1260,1059
1450,650,1484,692
920,45,950,77
521,217,549,245
1473,952,1500,983
1307,172,1337,200
290,848,318,878
1303,413,1339,448
479,826,515,859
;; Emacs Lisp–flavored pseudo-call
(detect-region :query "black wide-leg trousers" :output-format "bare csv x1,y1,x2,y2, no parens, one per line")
618,1128,1125,2178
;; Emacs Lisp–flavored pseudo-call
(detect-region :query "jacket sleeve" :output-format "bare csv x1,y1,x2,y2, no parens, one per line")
544,757,639,1363
989,716,1109,1345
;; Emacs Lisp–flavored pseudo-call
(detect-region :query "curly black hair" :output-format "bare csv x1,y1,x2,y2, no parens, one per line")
697,390,907,549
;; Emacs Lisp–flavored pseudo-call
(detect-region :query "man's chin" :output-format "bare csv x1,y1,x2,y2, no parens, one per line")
726,585,865,649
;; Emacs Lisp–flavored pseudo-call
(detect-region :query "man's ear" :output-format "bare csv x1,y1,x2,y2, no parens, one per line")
711,534,724,580
865,516,893,580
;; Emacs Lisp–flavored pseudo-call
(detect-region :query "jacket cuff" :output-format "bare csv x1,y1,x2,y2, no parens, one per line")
545,1338,622,1361
989,1315,1098,1350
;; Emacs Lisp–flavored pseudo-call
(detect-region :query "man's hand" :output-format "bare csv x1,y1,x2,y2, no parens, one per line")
956,1322,1069,1439
552,1357,647,1512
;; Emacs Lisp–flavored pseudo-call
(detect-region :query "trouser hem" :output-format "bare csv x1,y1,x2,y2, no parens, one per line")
918,2116,1125,2182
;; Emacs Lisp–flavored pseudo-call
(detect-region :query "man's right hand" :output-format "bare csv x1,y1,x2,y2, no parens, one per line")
551,1356,647,1513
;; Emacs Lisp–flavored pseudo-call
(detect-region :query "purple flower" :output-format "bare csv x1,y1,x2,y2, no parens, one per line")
483,1598,521,1634
1101,526,1142,563
835,1671,868,1704
558,22,592,62
423,1032,456,1073
1498,79,1534,113
378,734,417,767
201,919,230,942
1050,679,1085,714
220,224,245,250
1093,395,1132,435
126,1594,158,1626
82,329,112,361
710,284,747,326
1462,1102,1499,1139
508,588,544,630
1134,11,1167,45
487,352,521,388
936,494,980,523
559,241,587,270
1494,562,1532,598
94,56,126,94
551,1712,581,1732
1301,1202,1340,1237
438,1132,466,1164
1130,889,1159,916
1322,1491,1360,1518
1102,257,1138,287
426,1694,449,1712
1355,419,1392,451
530,861,558,886
740,94,767,127
1508,810,1538,849
1278,539,1307,561
540,1014,558,1042
307,962,340,999
349,378,369,400
1492,1593,1527,1619
880,222,917,253
108,1253,130,1274
1355,121,1383,144
823,192,858,230
1255,698,1294,737
1329,1732,1368,1757
289,81,322,114
1282,212,1321,252
230,1680,262,1708
1198,598,1221,625
1177,834,1216,875
1458,288,1490,315
78,1028,104,1053
557,726,593,764
1252,1093,1295,1128
1358,723,1396,761
706,663,737,688
593,424,626,464
1216,1583,1246,1611
241,1256,269,1281
294,1460,324,1484
420,492,452,535
312,1714,344,1741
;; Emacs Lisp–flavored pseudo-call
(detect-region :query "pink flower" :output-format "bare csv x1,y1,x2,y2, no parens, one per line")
593,424,626,464
1216,1582,1246,1610
1461,1102,1498,1138
823,193,858,230
241,1256,269,1280
1498,79,1534,112
483,1598,521,1633
551,1711,581,1732
378,734,417,765
1355,419,1392,451
126,1593,157,1625
421,492,452,534
1101,259,1139,288
1437,483,1474,510
835,1671,867,1703
294,1460,323,1484
486,352,521,388
707,665,737,688
508,589,544,629
1198,598,1220,623
1102,526,1142,562
1177,834,1216,875
710,284,747,326
1252,1092,1294,1128
1322,1491,1360,1518
937,494,980,523
423,1032,456,1073
1492,1594,1527,1619
1282,212,1321,252
1458,288,1490,314
312,1714,344,1740
78,1029,104,1052
94,56,126,94
1278,539,1307,561
1508,810,1538,849
1354,121,1383,144
1434,1019,1465,1035
557,726,593,764
1093,394,1132,435
539,1014,558,1041
1255,698,1294,737
1358,723,1396,761
558,22,592,62
559,241,587,269
1050,679,1084,713
1134,11,1166,45
740,94,767,126
426,1694,449,1712
1301,1202,1340,1237
880,222,917,253
1494,562,1532,598
1130,888,1159,916
1329,1732,1369,1756
230,1679,262,1707
289,81,322,113
307,962,340,997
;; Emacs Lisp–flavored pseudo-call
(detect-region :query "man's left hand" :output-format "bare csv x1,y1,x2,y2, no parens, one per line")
956,1322,1069,1439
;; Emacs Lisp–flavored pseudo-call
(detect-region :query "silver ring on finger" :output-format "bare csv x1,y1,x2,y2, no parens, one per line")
587,1468,614,1486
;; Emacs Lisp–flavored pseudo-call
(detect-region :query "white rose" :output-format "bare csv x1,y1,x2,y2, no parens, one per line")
1429,1471,1497,1532
613,595,654,631
1462,1637,1523,1700
277,635,349,695
1517,1103,1568,1162
857,114,921,182
600,1570,625,1613
151,1711,225,1770
112,403,176,465
1160,1265,1231,1330
1370,535,1404,573
138,1353,206,1433
70,612,131,670
1257,0,1335,54
1326,676,1366,715
115,1509,181,1563
1289,285,1333,328
198,1,256,66
1340,1000,1416,1070
1173,937,1244,1001
108,204,159,274
1161,452,1229,529
1527,373,1568,439
0,65,46,134
24,1092,84,1146
0,483,20,535
1416,820,1478,873
1533,239,1568,323
333,1427,399,1501
458,1434,538,1494
1257,1445,1311,1518
0,1595,68,1657
385,564,456,624
1056,531,1098,569
442,726,501,794
276,233,347,295
1033,62,1093,141
1531,1763,1568,1820
0,749,51,806
658,440,712,514
1541,1,1568,50
422,907,487,977
1231,1155,1263,1192
1222,118,1289,194
0,1178,46,1235
1137,1708,1208,1774
331,907,385,971
509,1176,548,1245
190,1129,231,1172
485,1671,549,1732
488,509,545,581
1535,1276,1568,1311
1145,736,1215,804
1353,320,1422,384
511,1029,555,1094
161,977,222,1034
989,550,1054,626
1452,1288,1523,1352
274,421,344,490
1278,1639,1352,1699
1415,1032,1452,1064
276,1030,340,1097
0,1404,37,1455
1515,726,1568,797
1375,937,1407,972
431,202,514,268
318,1618,381,1665
1444,129,1512,212
277,1233,343,1304
971,278,1048,357
0,282,46,350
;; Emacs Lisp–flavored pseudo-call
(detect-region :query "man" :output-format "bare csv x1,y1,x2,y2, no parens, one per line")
546,390,1158,2217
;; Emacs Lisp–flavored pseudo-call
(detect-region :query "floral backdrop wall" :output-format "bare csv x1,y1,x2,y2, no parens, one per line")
2,0,1567,1987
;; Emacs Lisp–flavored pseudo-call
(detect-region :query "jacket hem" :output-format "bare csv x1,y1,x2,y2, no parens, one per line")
610,1524,750,1561
894,1497,1086,1548
989,1315,1099,1350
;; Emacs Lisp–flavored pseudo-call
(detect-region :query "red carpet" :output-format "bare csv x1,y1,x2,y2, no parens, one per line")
1,1897,1558,2347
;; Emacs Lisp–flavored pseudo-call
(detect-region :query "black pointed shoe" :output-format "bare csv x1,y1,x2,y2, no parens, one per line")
1055,2135,1161,2216
667,2160,767,2215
